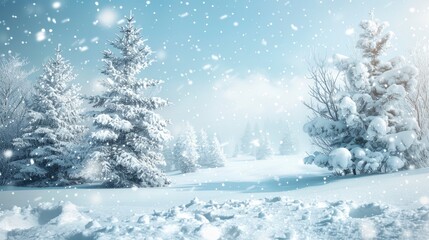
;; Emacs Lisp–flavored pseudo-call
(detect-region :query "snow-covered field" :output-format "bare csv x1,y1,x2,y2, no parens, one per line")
1,155,429,239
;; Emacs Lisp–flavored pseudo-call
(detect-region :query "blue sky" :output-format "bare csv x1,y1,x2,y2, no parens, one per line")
1,0,428,151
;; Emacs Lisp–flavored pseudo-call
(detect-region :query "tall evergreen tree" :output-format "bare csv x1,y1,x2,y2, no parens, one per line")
87,14,171,188
174,124,199,173
13,48,85,186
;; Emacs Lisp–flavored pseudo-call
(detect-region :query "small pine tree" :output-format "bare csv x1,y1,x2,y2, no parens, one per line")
206,135,226,167
255,135,273,160
87,14,171,188
240,123,253,155
279,134,296,155
197,129,210,167
174,124,199,173
12,48,85,186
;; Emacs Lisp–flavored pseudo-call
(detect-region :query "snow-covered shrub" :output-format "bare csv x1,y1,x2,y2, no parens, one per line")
304,15,420,175
12,49,85,186
0,55,34,151
85,14,171,188
407,43,429,168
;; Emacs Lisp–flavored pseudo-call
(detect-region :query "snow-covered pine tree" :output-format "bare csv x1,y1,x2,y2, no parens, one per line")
162,140,176,172
12,48,85,186
205,134,226,168
174,124,199,173
255,134,273,160
304,14,419,174
86,14,171,188
240,123,253,155
197,129,210,167
279,133,296,155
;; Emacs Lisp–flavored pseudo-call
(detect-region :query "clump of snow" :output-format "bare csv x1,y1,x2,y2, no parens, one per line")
351,147,366,159
0,202,91,239
329,148,352,170
366,117,387,140
0,206,38,232
384,131,416,152
198,224,222,240
55,202,90,225
385,156,404,172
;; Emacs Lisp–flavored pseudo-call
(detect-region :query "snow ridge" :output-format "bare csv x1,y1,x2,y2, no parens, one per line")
1,197,428,239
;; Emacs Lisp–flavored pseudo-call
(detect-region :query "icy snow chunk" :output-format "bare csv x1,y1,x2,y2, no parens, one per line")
0,206,38,232
385,156,404,172
85,220,101,229
198,224,221,240
55,202,90,225
329,148,352,170
349,203,385,218
137,215,150,224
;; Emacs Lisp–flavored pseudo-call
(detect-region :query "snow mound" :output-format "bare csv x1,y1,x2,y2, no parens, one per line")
1,202,91,239
3,198,429,239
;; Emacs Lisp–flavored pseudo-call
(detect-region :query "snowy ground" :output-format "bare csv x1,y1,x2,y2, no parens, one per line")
1,155,429,239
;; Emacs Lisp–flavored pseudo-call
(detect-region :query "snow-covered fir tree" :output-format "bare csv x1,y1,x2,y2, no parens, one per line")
240,123,253,155
205,135,226,167
304,14,420,174
255,135,274,160
161,140,176,172
197,129,210,167
279,133,296,155
86,14,171,188
174,124,199,173
12,48,85,186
